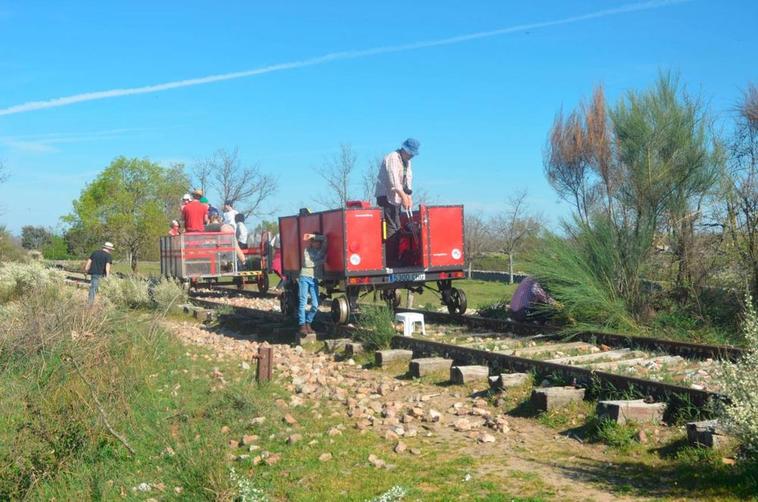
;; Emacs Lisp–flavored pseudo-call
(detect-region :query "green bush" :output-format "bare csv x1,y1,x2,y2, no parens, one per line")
0,226,26,263
99,275,151,309
530,218,640,332
0,261,66,304
150,277,187,312
356,305,396,350
41,235,72,260
719,293,758,460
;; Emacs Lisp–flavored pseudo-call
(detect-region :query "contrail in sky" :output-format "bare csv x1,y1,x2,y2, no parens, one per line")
0,0,690,117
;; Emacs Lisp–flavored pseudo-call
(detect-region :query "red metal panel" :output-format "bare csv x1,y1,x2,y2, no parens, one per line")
345,208,384,272
321,210,345,274
279,216,300,273
426,206,465,268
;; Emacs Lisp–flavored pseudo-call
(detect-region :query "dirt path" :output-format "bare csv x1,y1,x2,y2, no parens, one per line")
165,319,658,501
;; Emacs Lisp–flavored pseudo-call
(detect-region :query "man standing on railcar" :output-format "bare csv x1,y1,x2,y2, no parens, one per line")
375,138,419,261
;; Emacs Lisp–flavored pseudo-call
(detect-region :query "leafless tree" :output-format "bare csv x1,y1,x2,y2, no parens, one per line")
315,144,358,208
361,155,383,202
725,83,758,298
0,160,7,184
464,213,493,278
195,148,278,216
492,190,542,283
192,160,212,195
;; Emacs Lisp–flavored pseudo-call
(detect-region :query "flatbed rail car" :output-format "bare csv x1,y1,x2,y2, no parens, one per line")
160,231,271,292
278,202,467,323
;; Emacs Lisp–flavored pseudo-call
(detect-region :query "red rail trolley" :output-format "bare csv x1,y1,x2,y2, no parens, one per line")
278,202,467,323
160,231,271,292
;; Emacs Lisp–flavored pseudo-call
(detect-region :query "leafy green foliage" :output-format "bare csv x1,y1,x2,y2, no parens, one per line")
20,225,53,250
64,157,189,271
356,305,396,350
0,226,26,262
719,293,758,459
41,235,72,259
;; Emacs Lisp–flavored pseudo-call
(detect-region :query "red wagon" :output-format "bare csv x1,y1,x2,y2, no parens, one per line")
278,202,467,323
160,231,271,292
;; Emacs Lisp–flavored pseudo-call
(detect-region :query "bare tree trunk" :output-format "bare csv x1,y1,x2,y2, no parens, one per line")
406,291,414,309
508,253,514,284
467,261,473,279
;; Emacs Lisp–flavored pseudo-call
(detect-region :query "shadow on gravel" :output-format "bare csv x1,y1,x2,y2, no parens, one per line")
505,400,541,419
545,456,758,500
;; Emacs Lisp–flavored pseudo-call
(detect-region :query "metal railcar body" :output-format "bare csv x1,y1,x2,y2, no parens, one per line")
160,231,271,292
278,202,467,323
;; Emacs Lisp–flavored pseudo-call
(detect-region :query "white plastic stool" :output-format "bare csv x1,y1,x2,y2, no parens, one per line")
395,312,426,337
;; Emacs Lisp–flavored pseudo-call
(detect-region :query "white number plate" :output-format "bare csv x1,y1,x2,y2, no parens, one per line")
390,273,426,283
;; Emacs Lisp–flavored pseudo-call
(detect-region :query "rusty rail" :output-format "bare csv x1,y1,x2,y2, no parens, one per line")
391,335,724,408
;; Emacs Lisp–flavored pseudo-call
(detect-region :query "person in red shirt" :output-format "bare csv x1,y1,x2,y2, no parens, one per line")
182,189,209,232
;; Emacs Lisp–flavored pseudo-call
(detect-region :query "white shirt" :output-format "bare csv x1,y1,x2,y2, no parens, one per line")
375,151,413,206
223,209,238,225
235,222,248,246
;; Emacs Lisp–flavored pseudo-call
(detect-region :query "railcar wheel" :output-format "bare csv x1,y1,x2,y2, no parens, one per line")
331,296,350,325
257,272,269,294
446,288,467,315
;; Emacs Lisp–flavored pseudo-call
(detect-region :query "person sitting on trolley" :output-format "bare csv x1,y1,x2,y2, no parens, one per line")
235,213,248,249
298,232,328,338
168,220,180,236
182,189,208,232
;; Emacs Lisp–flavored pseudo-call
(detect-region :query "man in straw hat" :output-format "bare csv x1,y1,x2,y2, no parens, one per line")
84,241,114,305
182,188,209,232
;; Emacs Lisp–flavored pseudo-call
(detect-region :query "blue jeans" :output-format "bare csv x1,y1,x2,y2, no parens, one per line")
88,274,102,305
298,276,319,325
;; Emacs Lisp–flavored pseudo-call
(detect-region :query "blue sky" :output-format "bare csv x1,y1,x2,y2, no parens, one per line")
0,0,756,234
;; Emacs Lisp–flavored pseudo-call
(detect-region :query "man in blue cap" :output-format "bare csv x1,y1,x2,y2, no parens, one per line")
375,138,419,246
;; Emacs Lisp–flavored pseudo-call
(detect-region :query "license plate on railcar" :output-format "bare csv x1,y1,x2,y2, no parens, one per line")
390,272,426,283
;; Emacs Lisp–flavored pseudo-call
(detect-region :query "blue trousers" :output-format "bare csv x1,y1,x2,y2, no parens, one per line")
298,276,319,325
88,274,102,305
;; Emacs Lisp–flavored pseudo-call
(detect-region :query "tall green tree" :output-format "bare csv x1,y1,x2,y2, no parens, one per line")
542,73,723,323
64,157,189,271
20,225,53,250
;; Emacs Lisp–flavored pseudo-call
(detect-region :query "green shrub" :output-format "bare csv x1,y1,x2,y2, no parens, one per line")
530,218,639,332
586,416,639,450
0,261,66,304
0,226,26,263
356,305,396,350
150,277,187,312
99,275,151,309
718,293,758,459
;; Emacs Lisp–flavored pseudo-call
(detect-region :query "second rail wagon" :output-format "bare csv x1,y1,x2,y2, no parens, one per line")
278,202,467,324
160,231,271,292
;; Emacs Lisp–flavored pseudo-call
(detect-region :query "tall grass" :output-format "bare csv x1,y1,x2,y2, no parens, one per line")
356,305,396,350
529,216,643,332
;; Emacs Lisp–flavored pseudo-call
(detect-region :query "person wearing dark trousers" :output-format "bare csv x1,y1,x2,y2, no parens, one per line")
375,138,419,263
84,242,113,305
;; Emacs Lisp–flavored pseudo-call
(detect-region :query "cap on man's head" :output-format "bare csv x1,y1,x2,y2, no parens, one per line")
182,193,191,201
103,242,115,250
400,138,420,157
200,196,209,204
191,188,203,197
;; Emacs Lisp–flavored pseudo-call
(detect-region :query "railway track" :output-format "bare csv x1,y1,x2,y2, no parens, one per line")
186,292,728,411
58,275,734,409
